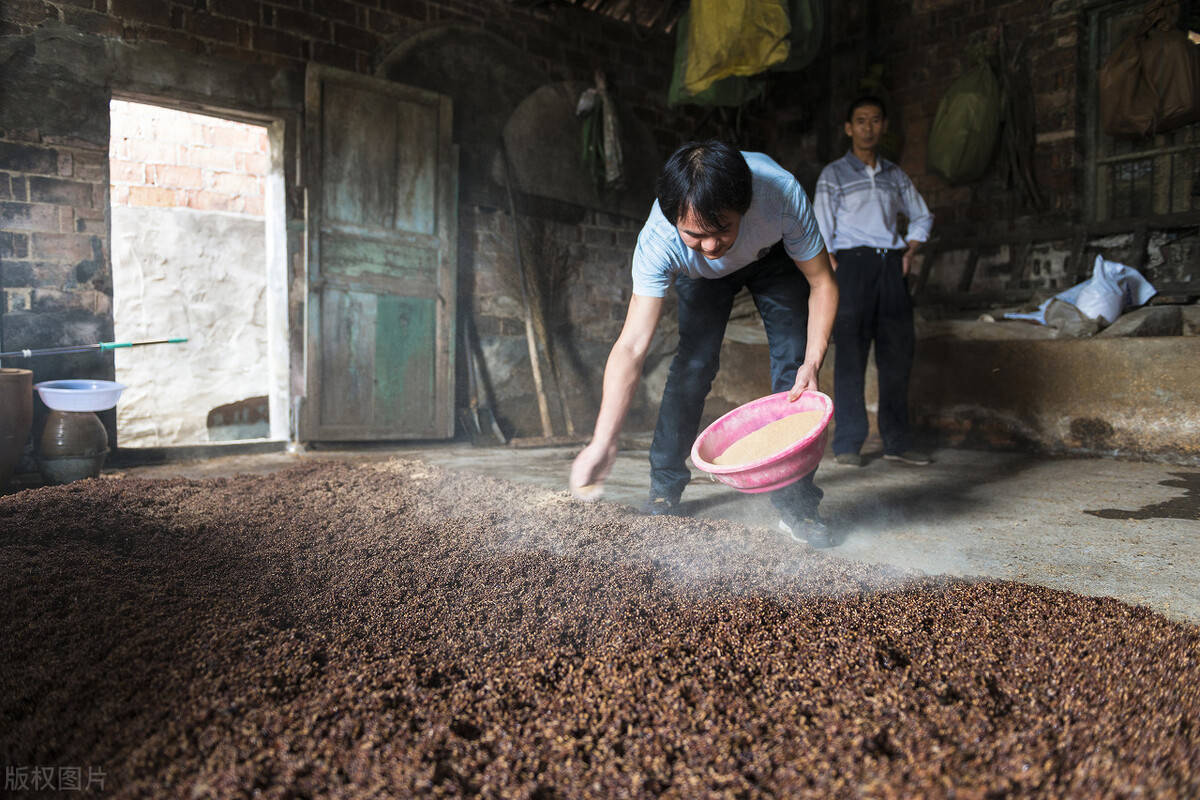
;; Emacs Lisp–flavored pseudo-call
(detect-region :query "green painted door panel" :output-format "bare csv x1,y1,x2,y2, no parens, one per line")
373,295,436,431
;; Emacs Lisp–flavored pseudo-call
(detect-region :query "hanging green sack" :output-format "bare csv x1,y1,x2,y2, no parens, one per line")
927,60,1002,184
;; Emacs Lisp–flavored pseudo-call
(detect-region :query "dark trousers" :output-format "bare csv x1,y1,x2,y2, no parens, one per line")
831,246,915,456
648,243,824,518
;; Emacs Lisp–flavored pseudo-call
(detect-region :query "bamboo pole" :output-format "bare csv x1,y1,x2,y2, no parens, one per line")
500,143,554,439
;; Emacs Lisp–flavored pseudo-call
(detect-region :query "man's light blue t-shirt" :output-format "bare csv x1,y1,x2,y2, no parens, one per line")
630,152,826,298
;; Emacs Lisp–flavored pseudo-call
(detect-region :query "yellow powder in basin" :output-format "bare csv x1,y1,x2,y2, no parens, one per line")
712,410,824,466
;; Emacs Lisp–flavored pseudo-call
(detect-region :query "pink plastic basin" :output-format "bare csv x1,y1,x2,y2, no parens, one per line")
690,391,833,494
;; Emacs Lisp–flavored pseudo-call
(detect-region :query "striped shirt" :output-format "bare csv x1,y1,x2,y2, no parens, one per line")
813,150,933,252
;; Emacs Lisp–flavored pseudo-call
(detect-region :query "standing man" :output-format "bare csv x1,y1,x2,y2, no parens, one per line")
570,141,840,547
814,96,934,467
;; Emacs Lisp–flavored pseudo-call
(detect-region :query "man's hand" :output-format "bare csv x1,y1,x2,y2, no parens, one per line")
786,362,820,402
570,439,618,500
902,241,920,276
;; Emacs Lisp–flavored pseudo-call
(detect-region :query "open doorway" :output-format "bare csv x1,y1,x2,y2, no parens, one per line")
108,99,289,447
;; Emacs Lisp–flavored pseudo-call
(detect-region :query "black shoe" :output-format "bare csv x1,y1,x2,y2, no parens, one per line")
777,511,834,548
834,452,863,467
882,450,932,466
643,496,684,516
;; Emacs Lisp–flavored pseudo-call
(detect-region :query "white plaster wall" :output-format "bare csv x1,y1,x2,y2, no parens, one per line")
112,206,268,446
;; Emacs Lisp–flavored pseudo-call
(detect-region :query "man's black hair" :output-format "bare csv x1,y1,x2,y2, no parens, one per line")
846,95,887,122
656,140,752,230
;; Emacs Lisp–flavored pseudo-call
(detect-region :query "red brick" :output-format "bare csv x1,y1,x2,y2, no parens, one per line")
180,144,236,171
121,138,178,165
379,0,426,19
252,24,306,58
238,151,270,175
320,0,359,25
1,202,59,232
31,232,102,262
126,185,180,207
72,152,109,183
75,208,106,234
428,3,474,25
111,0,170,27
188,11,250,46
365,8,406,36
269,5,330,40
209,171,262,196
185,189,237,212
31,287,99,313
210,0,260,24
201,124,256,151
151,164,203,190
61,6,124,35
29,177,95,208
311,40,358,72
0,232,29,259
332,22,377,52
0,142,58,175
135,25,205,53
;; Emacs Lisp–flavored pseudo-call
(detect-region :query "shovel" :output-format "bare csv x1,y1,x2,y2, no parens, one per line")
458,316,506,446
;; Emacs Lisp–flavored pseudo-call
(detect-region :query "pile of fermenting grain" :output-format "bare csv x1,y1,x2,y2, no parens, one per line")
1,460,1197,798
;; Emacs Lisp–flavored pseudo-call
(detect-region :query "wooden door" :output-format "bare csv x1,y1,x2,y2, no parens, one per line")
302,65,456,441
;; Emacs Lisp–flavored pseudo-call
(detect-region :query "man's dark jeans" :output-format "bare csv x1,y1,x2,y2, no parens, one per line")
831,246,915,457
648,242,824,519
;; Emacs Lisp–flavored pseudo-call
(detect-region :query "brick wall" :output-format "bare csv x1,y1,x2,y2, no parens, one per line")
1,0,700,152
0,0,701,320
0,135,110,317
878,0,1084,231
0,0,731,439
109,101,270,217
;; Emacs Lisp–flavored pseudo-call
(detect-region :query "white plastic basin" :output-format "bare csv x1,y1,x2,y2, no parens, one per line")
34,380,126,412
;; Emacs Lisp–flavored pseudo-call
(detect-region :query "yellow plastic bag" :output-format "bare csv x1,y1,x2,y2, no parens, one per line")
683,0,792,95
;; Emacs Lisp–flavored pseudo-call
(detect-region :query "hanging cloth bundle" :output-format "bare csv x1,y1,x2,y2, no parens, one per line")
668,9,766,107
681,0,792,95
1099,0,1200,138
576,70,624,190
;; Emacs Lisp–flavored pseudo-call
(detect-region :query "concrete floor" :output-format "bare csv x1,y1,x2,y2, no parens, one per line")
96,438,1200,627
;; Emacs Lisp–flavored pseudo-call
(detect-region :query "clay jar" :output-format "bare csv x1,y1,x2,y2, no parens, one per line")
39,410,109,485
0,368,34,491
